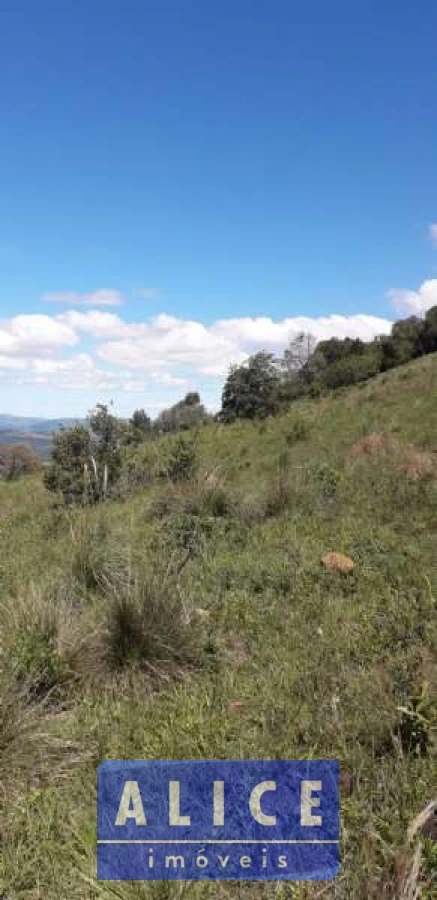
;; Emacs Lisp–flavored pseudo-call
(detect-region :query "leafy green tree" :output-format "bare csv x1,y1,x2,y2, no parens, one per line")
88,403,122,488
219,352,280,422
44,404,123,504
130,408,152,434
122,408,153,446
418,305,437,355
154,393,210,433
381,316,423,371
43,425,92,504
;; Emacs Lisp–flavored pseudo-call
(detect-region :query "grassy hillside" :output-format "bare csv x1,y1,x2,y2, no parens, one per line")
1,355,437,898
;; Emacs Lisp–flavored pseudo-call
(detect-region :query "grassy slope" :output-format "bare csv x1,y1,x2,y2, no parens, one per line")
1,355,437,898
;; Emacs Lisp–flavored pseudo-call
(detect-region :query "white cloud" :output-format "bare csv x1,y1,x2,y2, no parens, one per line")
429,225,437,247
0,314,77,356
58,310,134,339
388,279,437,316
212,314,392,347
0,306,397,414
45,289,123,307
96,312,392,379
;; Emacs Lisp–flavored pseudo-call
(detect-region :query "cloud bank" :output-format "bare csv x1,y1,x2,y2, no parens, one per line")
387,279,437,316
2,275,437,415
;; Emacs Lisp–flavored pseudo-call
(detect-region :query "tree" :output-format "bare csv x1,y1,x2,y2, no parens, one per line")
44,404,123,505
122,408,153,446
43,425,92,504
381,317,423,371
130,409,152,434
219,352,280,422
88,403,122,488
418,306,437,355
154,393,210,433
0,444,41,480
280,332,317,384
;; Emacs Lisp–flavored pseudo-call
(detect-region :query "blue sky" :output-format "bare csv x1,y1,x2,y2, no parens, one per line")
1,0,437,417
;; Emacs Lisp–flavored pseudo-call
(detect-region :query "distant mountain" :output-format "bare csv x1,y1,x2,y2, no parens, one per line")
0,414,83,434
0,415,85,459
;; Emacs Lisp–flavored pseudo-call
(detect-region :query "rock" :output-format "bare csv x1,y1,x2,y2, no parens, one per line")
321,552,355,575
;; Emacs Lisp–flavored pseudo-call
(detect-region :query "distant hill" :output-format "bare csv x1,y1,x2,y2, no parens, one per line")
0,415,84,459
0,414,82,434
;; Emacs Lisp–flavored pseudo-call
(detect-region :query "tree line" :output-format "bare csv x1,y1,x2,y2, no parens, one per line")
2,304,437,499
219,304,437,421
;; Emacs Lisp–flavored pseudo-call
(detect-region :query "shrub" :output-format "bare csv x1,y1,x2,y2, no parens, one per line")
165,435,198,482
187,469,236,519
311,462,341,499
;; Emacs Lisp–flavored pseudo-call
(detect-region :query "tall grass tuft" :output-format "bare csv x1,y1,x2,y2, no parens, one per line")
104,565,206,676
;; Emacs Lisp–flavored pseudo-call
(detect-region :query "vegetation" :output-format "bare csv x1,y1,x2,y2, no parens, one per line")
220,351,280,421
153,391,211,433
1,331,437,897
0,443,41,480
43,404,122,504
219,306,437,423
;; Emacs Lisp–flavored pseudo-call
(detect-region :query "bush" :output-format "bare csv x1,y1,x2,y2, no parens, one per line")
311,462,341,499
186,470,236,519
165,435,199,482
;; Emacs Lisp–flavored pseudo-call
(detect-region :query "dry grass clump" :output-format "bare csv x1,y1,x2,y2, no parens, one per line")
350,431,398,459
349,432,436,481
401,447,435,481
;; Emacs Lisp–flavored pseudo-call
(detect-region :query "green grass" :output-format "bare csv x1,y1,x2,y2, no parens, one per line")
1,354,437,898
